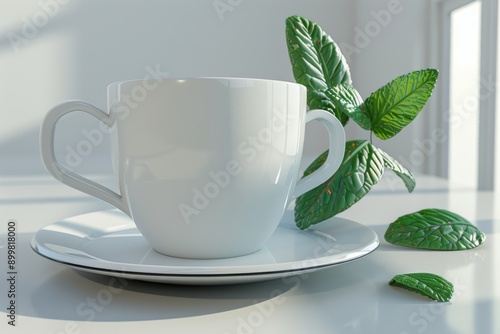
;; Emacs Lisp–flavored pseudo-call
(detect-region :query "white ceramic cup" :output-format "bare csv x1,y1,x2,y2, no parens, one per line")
40,78,345,259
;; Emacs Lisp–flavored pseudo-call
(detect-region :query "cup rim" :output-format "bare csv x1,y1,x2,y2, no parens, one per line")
106,76,306,90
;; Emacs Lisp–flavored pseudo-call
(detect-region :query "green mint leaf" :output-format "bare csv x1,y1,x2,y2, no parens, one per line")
285,16,352,125
308,89,349,125
285,15,352,89
294,140,384,229
325,85,370,129
389,273,454,302
377,148,415,192
363,69,439,140
384,209,486,250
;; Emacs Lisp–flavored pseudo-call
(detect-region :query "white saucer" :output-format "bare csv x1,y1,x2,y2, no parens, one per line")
31,210,379,285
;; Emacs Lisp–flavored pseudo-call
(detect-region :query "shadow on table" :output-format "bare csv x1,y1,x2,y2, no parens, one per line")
24,230,379,322
28,262,295,321
27,259,381,322
10,231,474,333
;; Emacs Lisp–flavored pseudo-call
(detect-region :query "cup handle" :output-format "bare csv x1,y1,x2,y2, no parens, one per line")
293,109,346,197
40,100,130,216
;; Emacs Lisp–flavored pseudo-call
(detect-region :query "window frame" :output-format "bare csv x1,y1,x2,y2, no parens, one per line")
428,0,497,190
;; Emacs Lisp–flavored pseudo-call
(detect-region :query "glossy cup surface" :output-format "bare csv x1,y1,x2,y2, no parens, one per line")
111,78,305,258
41,77,345,259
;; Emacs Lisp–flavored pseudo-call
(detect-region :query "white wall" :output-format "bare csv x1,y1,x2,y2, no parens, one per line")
0,0,355,176
1,0,439,178
348,0,436,176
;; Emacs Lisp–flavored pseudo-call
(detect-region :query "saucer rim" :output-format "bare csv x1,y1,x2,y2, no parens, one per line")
34,245,377,278
46,252,377,285
31,209,379,283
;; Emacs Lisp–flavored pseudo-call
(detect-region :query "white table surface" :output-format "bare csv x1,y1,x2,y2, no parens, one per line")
1,172,499,334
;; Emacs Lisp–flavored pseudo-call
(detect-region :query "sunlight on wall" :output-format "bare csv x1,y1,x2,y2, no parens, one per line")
497,0,500,192
448,1,481,188
0,34,72,140
0,1,76,174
